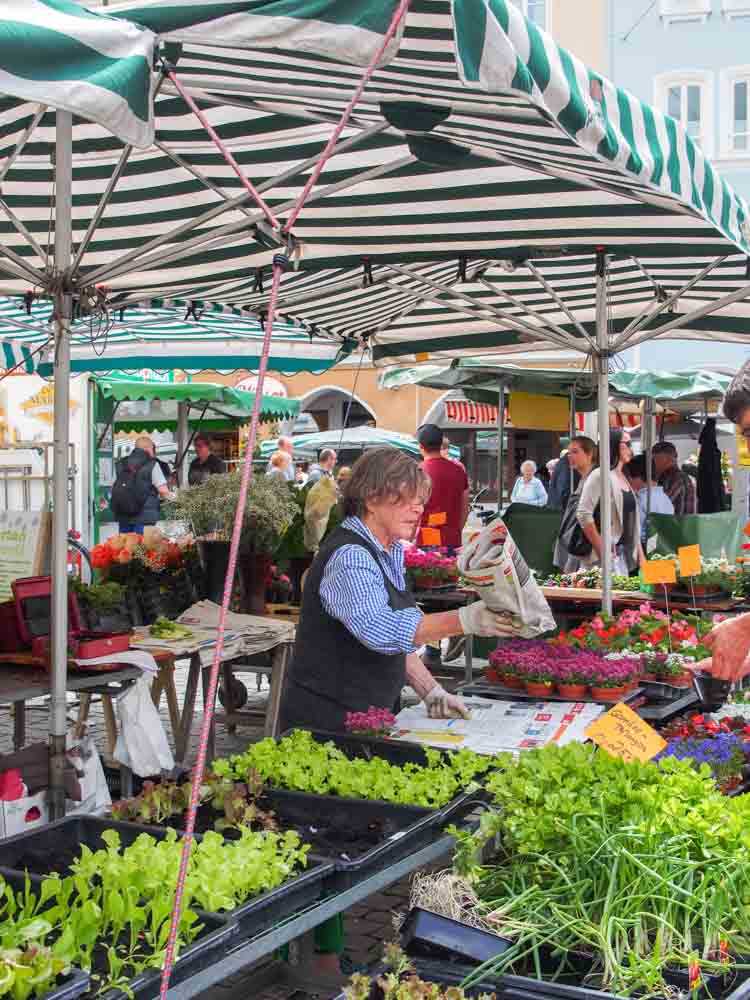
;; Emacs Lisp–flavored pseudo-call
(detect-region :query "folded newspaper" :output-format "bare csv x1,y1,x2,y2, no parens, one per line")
457,519,555,637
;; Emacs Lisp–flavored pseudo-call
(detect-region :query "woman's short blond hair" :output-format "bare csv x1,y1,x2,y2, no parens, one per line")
342,448,430,518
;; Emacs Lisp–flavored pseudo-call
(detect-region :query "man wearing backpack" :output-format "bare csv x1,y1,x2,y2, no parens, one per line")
111,435,171,534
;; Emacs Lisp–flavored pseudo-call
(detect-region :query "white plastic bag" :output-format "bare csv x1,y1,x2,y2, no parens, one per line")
114,676,175,777
457,519,555,638
66,728,111,815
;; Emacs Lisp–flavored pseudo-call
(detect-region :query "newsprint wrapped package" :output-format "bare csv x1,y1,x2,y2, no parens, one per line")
457,519,555,638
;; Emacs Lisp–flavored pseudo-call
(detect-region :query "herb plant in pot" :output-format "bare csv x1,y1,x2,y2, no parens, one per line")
168,473,298,614
659,654,695,688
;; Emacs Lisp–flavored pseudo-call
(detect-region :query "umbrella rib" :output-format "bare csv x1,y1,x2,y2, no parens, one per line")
0,245,47,287
154,141,257,218
612,255,728,351
522,263,593,344
379,276,578,354
382,263,583,352
628,279,750,348
0,198,49,270
478,272,594,352
0,104,46,185
72,144,133,274
83,120,395,286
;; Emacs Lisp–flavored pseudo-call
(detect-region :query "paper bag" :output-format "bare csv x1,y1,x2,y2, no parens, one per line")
457,518,555,637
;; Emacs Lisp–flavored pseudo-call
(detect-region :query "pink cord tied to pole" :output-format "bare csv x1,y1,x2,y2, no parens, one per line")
158,253,289,1000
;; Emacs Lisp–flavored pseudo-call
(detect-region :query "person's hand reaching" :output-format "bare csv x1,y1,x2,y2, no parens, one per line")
702,613,750,682
458,601,522,638
423,685,471,720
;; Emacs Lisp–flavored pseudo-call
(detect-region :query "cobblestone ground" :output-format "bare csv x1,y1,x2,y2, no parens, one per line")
0,650,479,999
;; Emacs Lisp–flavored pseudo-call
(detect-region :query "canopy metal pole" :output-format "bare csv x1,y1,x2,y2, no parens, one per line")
569,386,576,495
50,110,73,819
595,250,613,615
176,402,189,488
644,397,654,546
497,382,505,513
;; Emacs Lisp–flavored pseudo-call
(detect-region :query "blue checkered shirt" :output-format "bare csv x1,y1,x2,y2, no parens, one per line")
319,516,423,655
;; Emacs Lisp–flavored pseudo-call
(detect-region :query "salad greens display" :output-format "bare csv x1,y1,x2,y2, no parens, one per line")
212,730,494,808
449,742,750,997
148,617,193,641
0,827,309,998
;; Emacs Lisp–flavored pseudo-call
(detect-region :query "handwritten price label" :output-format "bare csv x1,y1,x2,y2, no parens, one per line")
584,702,666,763
642,559,677,586
678,544,701,578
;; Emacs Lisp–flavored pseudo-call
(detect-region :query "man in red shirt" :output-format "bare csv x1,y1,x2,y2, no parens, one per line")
418,423,469,552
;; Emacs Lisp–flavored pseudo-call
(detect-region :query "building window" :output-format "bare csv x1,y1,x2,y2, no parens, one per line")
720,68,750,156
659,0,712,23
722,0,750,19
655,72,713,153
511,0,548,29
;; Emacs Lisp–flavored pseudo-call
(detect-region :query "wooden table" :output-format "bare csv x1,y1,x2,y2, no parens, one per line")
0,655,143,749
137,638,294,763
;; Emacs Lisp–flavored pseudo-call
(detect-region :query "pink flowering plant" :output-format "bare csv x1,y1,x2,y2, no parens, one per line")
404,547,458,585
489,640,637,691
345,707,397,737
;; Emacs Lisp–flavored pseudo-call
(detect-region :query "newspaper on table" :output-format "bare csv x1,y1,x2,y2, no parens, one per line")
457,519,555,637
394,697,604,756
130,601,295,666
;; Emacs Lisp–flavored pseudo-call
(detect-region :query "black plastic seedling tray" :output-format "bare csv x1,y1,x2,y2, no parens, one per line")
0,867,237,1000
38,970,91,1000
281,728,441,767
401,907,511,964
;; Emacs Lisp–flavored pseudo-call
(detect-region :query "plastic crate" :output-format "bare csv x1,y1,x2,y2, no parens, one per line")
401,908,511,964
264,789,445,892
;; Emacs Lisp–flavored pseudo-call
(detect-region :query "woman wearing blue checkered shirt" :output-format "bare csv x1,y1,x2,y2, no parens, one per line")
280,448,519,733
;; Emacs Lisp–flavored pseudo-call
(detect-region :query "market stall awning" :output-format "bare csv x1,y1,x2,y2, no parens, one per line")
0,0,749,366
0,300,350,376
95,376,299,431
259,424,460,460
607,369,732,405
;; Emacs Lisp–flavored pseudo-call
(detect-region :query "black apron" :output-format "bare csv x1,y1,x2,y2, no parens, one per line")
279,527,417,734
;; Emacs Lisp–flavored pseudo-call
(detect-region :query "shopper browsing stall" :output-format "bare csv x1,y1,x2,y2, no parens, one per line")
576,429,642,575
553,435,597,572
623,453,674,544
510,460,548,507
279,448,520,732
187,434,224,485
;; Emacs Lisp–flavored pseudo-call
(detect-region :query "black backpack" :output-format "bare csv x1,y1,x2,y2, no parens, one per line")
110,451,154,517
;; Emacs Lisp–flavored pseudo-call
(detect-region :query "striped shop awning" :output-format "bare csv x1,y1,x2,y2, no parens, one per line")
445,400,500,425
0,0,749,367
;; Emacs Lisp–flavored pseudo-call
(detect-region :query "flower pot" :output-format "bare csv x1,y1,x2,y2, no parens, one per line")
484,667,500,683
501,673,524,689
198,539,234,605
659,670,694,689
238,552,272,616
525,681,554,697
557,683,588,700
590,685,627,702
641,672,658,682
411,574,441,590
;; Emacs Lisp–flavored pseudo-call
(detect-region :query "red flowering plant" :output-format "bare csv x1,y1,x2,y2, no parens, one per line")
91,527,192,586
557,603,711,661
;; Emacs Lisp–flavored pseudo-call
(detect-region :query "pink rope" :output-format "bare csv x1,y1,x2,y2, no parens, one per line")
158,257,287,1000
168,69,279,230
283,0,411,234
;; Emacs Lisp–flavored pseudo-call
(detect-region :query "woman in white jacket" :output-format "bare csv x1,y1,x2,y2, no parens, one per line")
576,429,643,576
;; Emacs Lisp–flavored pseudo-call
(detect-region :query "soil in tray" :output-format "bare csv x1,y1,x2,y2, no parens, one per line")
10,843,84,877
156,802,402,861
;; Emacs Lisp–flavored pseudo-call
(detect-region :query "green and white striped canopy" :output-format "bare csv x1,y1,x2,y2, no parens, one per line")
0,297,350,375
1,0,749,367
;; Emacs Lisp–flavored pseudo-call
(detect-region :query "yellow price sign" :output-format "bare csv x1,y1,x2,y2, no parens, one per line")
585,702,667,763
642,559,677,585
678,545,701,578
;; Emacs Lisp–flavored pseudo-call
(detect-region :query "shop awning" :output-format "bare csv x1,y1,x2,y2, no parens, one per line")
445,400,500,425
96,376,299,430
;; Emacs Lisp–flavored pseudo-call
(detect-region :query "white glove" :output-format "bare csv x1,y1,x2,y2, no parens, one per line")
458,601,521,638
424,685,471,720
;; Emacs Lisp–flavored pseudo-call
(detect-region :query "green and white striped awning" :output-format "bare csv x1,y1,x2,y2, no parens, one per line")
0,297,351,375
0,0,749,366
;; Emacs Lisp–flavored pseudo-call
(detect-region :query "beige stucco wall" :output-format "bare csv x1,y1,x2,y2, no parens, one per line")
549,0,608,72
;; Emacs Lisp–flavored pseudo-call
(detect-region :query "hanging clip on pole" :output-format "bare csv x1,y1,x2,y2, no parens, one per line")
362,257,373,287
